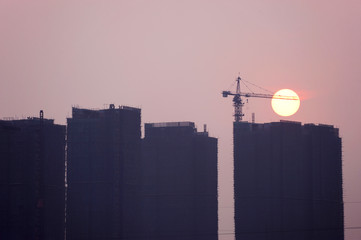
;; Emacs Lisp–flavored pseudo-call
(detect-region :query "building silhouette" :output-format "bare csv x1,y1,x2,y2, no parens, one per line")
66,105,141,240
0,112,66,240
141,122,218,240
234,120,343,240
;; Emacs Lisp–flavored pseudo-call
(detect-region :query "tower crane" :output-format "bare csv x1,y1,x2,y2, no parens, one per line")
222,76,297,122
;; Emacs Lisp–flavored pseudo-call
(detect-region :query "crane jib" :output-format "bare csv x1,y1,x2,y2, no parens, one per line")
223,91,297,100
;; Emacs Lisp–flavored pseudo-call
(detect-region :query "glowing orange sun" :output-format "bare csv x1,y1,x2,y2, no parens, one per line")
271,89,300,117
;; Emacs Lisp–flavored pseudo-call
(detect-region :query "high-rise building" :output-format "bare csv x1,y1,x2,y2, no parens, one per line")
66,105,141,240
141,122,218,240
234,120,343,240
0,112,66,240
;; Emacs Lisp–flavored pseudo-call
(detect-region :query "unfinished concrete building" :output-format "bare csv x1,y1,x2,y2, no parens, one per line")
66,105,141,240
0,112,66,240
234,121,343,240
141,122,218,240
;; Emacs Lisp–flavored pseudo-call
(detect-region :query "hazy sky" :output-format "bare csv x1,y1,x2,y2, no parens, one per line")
1,1,361,239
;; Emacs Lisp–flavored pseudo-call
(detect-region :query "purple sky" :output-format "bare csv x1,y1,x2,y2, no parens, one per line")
1,1,361,239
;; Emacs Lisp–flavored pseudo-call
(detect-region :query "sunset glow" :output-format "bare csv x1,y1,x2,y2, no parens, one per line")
271,89,300,117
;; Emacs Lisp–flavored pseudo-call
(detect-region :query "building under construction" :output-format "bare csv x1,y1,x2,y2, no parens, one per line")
234,121,343,240
0,112,66,240
66,105,141,240
141,122,218,240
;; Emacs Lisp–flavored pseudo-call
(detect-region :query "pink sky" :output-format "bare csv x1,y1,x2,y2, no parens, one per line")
1,1,361,239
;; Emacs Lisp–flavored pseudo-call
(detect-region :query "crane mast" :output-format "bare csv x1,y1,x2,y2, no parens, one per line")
222,76,297,122
233,77,243,122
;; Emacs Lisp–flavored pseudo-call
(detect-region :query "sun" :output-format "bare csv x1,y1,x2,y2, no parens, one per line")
271,89,300,117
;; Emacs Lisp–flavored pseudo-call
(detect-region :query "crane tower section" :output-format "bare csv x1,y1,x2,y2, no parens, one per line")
231,77,243,122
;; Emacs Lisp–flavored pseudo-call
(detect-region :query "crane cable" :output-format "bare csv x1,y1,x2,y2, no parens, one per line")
242,78,274,94
240,78,254,94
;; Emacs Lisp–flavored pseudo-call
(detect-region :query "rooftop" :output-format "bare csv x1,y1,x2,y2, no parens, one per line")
145,122,195,128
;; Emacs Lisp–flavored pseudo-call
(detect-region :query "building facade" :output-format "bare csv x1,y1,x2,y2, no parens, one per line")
234,121,343,240
141,122,218,240
66,105,141,240
0,113,66,240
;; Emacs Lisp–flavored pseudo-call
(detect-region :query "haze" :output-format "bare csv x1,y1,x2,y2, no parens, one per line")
1,1,361,239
